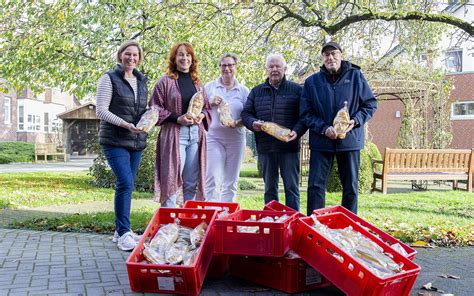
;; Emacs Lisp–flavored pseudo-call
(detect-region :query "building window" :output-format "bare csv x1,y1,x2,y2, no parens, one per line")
44,112,49,132
451,101,474,120
35,115,41,131
4,97,11,124
18,103,24,130
26,114,41,131
445,49,462,73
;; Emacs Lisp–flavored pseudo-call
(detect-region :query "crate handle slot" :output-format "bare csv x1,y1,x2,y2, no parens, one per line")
326,247,344,263
148,269,172,274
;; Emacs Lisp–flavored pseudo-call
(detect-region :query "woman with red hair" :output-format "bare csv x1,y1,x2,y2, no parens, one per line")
150,42,211,207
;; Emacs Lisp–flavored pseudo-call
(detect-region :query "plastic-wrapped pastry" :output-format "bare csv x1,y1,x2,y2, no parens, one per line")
136,107,158,132
165,241,190,265
261,122,291,142
186,89,204,120
143,245,166,264
183,248,199,266
333,101,351,139
150,223,179,252
274,214,290,223
190,221,207,249
217,100,235,127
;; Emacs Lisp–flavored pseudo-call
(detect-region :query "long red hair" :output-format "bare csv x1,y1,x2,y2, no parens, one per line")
166,42,200,83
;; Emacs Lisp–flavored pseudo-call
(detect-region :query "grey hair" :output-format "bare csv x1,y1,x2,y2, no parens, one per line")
265,53,286,68
218,53,238,66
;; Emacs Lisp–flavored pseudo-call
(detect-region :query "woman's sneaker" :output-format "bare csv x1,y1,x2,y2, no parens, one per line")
112,230,141,243
117,231,139,251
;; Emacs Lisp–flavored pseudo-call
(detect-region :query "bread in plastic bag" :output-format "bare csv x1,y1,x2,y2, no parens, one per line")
143,245,166,264
333,101,351,139
217,100,235,127
186,89,204,120
150,223,179,252
136,107,158,132
190,221,207,249
261,122,291,142
165,241,190,265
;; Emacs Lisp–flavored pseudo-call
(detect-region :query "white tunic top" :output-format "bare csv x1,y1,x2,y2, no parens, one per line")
205,77,249,139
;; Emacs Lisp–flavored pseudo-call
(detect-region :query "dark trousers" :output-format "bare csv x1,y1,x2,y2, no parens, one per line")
258,152,300,211
102,145,143,236
307,150,360,215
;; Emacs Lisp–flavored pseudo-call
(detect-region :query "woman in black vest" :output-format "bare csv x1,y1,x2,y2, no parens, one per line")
96,40,148,251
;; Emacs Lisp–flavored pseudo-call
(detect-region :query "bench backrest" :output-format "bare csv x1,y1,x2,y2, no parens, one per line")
35,143,60,153
383,148,473,174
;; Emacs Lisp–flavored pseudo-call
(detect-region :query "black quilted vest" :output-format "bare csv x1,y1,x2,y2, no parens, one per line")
99,65,148,150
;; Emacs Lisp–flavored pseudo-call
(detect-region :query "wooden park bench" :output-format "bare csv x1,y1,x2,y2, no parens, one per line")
34,143,67,162
372,148,473,194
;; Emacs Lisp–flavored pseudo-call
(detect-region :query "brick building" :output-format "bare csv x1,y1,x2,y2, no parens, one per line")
0,84,79,144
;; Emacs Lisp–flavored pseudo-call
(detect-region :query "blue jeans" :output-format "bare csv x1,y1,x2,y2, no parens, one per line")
307,150,360,215
102,145,143,236
258,152,300,211
162,125,200,207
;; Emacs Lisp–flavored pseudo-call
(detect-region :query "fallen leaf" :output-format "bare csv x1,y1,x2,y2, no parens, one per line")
412,241,435,248
439,274,460,279
421,282,445,293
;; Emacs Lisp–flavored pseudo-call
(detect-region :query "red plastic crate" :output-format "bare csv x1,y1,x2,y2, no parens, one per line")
292,212,421,296
126,208,218,295
229,253,332,293
215,209,298,256
184,200,240,218
183,200,240,279
313,206,416,260
263,200,296,213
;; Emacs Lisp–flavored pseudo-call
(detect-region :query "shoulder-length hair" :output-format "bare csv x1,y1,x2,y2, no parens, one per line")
166,42,199,83
116,40,144,65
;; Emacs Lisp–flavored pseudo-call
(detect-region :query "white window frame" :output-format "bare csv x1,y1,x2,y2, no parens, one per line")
4,96,11,124
445,49,463,73
451,100,474,120
18,101,24,130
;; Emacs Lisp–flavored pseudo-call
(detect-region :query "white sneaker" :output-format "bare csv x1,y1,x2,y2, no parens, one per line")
117,231,138,251
112,230,141,243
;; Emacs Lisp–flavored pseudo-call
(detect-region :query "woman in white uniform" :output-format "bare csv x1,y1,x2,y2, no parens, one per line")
205,53,249,202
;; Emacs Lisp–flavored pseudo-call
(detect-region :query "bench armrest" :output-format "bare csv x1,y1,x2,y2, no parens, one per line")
372,159,383,173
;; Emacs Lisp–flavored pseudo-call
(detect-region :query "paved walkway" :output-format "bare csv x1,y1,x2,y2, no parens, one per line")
0,227,472,296
0,158,94,174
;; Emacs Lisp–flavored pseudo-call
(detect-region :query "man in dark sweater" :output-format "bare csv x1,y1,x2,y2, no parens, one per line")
242,54,307,211
300,41,377,215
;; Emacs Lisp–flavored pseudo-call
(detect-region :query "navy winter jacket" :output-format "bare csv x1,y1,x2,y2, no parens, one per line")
242,76,307,153
300,61,377,152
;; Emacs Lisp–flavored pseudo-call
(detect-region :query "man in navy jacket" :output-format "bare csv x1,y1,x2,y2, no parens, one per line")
242,54,307,211
300,42,377,215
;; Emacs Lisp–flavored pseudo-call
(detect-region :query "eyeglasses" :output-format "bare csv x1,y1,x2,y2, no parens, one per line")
322,50,341,58
220,63,235,68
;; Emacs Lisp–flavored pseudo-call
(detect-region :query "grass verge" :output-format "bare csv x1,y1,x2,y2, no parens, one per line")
2,172,474,246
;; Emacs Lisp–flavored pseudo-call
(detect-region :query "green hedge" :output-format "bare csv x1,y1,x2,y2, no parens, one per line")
327,142,381,194
0,141,35,164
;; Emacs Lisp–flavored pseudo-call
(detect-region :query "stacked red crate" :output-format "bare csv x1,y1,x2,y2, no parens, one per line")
126,208,218,296
183,200,240,279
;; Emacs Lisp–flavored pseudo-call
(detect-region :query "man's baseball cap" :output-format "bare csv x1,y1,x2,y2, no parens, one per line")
321,41,342,53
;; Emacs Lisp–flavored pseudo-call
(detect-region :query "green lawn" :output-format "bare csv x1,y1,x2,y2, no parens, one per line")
1,171,473,246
